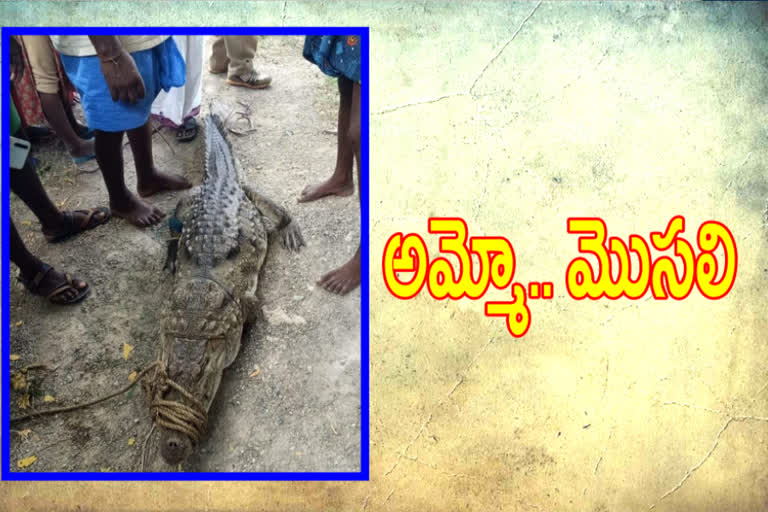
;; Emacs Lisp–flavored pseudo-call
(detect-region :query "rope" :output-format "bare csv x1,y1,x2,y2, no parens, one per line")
10,362,159,423
140,423,156,472
147,363,208,445
10,359,209,472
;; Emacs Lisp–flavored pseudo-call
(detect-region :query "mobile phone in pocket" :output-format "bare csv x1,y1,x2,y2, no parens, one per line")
10,136,31,170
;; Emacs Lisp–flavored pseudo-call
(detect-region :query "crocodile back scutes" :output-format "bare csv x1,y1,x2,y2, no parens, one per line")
183,115,244,267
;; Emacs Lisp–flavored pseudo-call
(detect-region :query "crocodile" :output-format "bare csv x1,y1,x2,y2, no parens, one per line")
147,113,304,466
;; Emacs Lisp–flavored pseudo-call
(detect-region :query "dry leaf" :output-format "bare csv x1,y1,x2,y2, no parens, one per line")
14,429,32,440
17,455,37,469
128,371,138,382
249,368,261,378
14,321,23,327
10,354,20,361
17,394,30,410
127,437,136,447
100,467,112,472
11,372,27,391
21,220,32,227
43,395,56,403
123,343,134,361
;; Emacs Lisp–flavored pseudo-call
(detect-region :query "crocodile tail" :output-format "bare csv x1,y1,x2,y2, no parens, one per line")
207,113,235,159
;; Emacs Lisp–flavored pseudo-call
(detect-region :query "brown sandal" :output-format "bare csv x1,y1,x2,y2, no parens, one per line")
42,207,111,243
18,263,91,305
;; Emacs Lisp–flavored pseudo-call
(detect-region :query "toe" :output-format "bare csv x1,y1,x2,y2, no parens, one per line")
330,278,345,295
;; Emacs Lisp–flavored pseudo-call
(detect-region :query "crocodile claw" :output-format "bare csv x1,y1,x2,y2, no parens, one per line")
281,221,305,252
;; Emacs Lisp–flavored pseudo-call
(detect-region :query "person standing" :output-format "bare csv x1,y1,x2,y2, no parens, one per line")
299,35,362,295
208,36,272,90
9,38,110,305
13,35,95,164
52,35,192,228
151,35,204,142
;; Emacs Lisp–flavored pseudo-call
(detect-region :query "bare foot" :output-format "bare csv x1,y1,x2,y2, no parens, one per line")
137,168,192,198
318,248,361,295
111,194,165,227
298,176,354,203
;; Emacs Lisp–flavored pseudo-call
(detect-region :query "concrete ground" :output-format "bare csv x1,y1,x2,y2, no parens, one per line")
8,36,361,473
1,1,767,512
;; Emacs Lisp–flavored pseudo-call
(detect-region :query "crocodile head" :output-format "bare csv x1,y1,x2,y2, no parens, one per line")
157,277,244,465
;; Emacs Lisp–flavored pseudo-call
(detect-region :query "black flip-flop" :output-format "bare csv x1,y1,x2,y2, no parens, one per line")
42,207,111,243
176,117,198,143
18,263,91,305
24,125,54,143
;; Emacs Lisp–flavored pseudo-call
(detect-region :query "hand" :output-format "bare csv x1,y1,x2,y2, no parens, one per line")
9,36,24,83
98,48,146,104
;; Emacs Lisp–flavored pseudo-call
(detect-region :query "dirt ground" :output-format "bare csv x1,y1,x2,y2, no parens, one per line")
8,36,362,473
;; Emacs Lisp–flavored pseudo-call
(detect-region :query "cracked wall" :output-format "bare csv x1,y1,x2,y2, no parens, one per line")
2,1,768,511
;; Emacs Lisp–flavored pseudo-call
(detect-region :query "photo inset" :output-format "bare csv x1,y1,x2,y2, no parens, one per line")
5,32,366,475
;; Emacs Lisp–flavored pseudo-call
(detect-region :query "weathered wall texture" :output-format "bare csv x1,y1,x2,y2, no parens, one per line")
1,1,767,511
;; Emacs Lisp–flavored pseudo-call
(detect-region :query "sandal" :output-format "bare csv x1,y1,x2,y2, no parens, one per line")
176,117,198,143
18,263,91,305
25,125,54,143
42,207,111,243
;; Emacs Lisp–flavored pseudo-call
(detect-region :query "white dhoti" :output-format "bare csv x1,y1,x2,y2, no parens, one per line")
151,35,204,127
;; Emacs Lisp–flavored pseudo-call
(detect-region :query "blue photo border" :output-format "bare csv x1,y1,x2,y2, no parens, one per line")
1,26,370,482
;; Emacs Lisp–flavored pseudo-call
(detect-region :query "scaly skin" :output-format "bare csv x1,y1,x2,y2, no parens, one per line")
154,114,304,465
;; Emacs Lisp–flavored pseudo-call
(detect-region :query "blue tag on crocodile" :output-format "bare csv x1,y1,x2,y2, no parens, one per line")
169,215,183,234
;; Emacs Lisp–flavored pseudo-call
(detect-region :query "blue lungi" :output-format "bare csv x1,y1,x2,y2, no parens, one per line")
61,38,186,132
303,35,361,83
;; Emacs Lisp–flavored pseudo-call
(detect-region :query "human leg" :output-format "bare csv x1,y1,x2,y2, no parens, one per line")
299,76,355,203
21,36,93,158
317,81,362,295
94,129,164,227
11,218,90,304
209,36,229,74
126,121,192,198
223,36,271,89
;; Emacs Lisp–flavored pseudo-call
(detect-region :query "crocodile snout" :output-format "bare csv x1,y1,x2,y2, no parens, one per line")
160,430,192,465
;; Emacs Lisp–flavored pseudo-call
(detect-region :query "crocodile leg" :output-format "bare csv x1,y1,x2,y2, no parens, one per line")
163,239,180,274
235,199,267,324
242,185,305,252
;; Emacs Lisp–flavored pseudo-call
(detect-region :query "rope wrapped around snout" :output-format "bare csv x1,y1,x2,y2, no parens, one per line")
144,363,208,444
